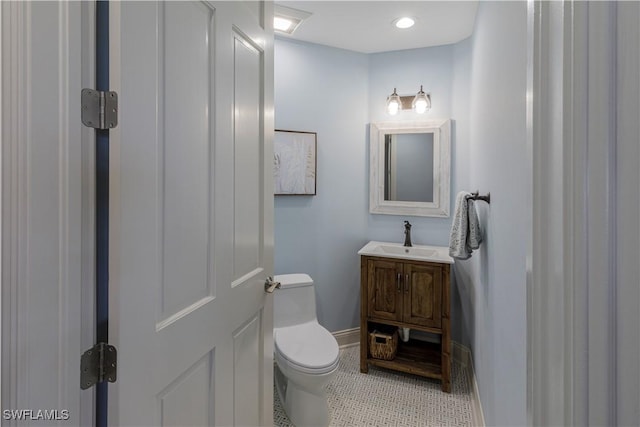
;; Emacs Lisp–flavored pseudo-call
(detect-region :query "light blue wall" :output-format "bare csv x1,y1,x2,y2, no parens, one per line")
367,46,456,247
274,38,459,332
452,2,528,426
451,39,473,352
368,45,454,122
274,38,369,332
275,3,528,423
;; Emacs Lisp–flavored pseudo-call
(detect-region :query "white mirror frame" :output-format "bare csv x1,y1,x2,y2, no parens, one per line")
369,119,451,217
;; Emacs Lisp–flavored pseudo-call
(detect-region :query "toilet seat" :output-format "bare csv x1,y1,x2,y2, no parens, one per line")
275,322,339,375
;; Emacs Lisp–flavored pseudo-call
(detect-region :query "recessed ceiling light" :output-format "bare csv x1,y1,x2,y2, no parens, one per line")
394,17,415,29
274,16,294,33
274,5,312,35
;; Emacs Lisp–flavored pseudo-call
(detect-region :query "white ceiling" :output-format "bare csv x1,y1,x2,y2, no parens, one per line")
274,1,479,54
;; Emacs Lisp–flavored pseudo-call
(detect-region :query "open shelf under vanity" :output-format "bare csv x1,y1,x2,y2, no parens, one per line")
366,335,443,380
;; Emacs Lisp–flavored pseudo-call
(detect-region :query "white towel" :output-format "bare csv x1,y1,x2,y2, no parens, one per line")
449,191,483,260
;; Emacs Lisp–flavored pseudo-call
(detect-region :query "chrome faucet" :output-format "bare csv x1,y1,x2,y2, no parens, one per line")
403,221,412,247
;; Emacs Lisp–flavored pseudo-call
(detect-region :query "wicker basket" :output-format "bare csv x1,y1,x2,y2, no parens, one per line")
369,329,398,361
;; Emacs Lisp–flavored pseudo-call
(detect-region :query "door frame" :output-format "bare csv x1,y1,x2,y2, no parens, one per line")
0,2,96,424
527,1,626,425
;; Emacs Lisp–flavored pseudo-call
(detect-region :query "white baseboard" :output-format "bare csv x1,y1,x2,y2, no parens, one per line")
333,328,485,426
332,327,360,348
453,342,485,427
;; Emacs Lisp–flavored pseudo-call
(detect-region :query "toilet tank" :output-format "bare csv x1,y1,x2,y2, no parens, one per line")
273,274,318,329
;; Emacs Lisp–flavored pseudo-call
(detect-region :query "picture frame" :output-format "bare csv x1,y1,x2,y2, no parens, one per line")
274,130,317,195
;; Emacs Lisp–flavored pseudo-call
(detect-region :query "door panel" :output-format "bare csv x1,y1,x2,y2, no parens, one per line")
403,263,442,328
241,1,263,25
233,314,262,426
158,352,214,427
160,0,214,320
109,2,273,426
367,259,402,322
233,31,263,282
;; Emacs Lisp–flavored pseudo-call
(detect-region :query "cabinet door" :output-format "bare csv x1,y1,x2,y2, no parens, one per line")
403,263,443,329
367,258,403,322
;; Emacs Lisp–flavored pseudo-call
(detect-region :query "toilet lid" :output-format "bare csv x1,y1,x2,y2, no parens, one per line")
274,323,339,371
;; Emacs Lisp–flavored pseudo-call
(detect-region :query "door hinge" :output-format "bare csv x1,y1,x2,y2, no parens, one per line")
81,88,118,129
80,342,117,390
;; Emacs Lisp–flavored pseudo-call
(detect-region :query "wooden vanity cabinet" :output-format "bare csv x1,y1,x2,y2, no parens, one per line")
360,255,451,392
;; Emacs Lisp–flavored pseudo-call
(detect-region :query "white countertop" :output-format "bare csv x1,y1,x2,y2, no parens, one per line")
358,241,454,264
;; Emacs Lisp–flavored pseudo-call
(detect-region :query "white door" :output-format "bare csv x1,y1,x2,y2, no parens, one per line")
108,2,274,426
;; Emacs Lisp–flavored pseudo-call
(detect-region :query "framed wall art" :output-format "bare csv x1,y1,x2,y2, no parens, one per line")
274,130,317,195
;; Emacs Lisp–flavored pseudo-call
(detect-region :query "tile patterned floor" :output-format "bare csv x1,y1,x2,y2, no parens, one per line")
274,345,473,427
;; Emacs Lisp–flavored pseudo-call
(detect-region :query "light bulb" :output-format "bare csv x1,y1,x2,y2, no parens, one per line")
386,88,403,116
387,101,400,115
414,99,428,114
412,86,430,114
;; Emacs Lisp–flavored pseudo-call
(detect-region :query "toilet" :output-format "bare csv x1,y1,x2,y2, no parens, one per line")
273,274,340,427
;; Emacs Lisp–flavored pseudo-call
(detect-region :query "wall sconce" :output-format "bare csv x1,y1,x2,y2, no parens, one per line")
385,86,431,115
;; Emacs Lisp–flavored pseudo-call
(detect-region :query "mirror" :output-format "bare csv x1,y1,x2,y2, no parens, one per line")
370,120,451,217
384,133,434,203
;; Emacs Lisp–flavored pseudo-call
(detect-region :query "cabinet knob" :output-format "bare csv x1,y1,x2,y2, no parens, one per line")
396,273,401,292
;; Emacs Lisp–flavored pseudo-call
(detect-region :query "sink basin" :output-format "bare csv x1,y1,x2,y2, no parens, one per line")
374,245,438,258
358,241,454,264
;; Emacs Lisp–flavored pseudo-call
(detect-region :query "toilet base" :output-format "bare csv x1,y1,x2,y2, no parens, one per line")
275,364,330,427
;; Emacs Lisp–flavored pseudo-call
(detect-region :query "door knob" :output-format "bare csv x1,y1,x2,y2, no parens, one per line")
264,276,281,293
